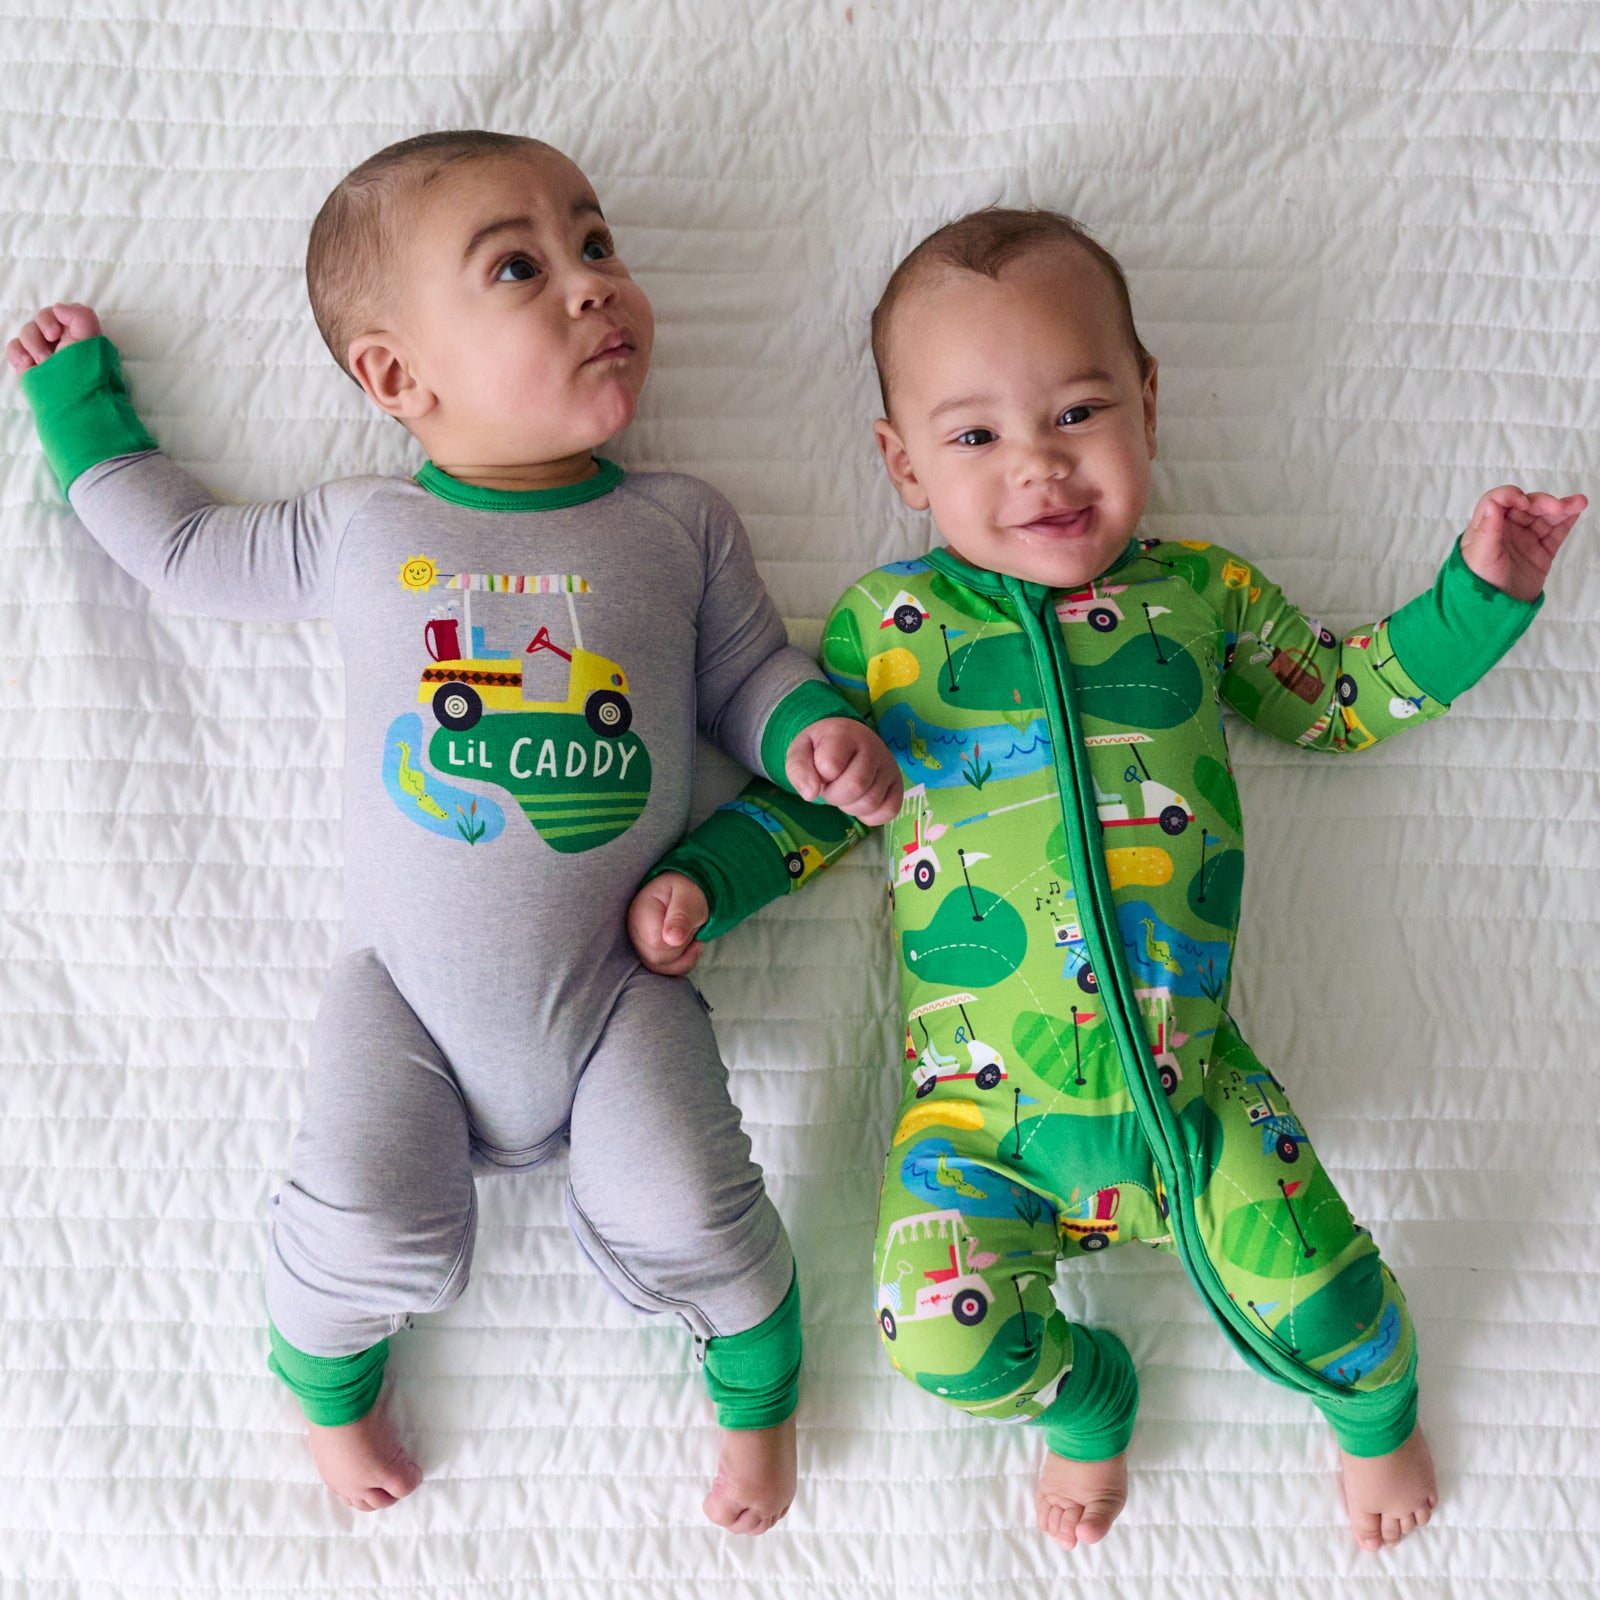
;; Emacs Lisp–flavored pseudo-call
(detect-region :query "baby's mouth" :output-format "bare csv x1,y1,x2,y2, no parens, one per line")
1013,506,1095,539
583,329,634,365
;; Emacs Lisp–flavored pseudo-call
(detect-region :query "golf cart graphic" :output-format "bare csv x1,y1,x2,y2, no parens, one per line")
880,589,931,633
1054,581,1127,632
1136,986,1185,1094
1054,918,1099,993
1086,732,1195,836
876,1208,997,1341
719,794,858,886
1059,1186,1121,1251
1244,1070,1306,1163
393,557,650,853
905,992,1008,1097
893,783,947,892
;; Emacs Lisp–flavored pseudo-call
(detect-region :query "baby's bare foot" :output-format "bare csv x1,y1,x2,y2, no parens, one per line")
1036,1448,1128,1550
306,1404,423,1511
702,1415,796,1535
1339,1424,1437,1551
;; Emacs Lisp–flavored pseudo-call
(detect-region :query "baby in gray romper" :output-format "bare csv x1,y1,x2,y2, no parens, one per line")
8,131,901,1531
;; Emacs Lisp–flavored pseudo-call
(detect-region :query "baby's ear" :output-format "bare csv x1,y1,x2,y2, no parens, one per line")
348,334,435,423
873,418,930,511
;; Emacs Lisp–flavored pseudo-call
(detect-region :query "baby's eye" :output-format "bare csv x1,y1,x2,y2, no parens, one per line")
497,255,539,283
954,428,996,448
582,233,615,262
1057,405,1095,427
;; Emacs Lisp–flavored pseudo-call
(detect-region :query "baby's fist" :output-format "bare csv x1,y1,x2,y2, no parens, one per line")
628,872,710,976
6,302,102,375
785,716,903,826
1460,484,1586,603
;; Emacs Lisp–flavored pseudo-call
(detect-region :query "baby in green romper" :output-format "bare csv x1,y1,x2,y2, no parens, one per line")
643,207,1586,1554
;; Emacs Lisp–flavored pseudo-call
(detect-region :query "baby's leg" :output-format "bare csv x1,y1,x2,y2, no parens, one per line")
1194,1019,1436,1549
564,970,797,1535
874,1165,1137,1550
265,948,478,1509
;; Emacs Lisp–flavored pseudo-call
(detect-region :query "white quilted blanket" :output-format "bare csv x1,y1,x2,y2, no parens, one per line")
3,4,1597,1596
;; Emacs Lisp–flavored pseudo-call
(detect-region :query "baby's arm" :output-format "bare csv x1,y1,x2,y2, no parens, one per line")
1203,485,1584,751
629,549,899,975
9,305,369,623
677,479,897,808
631,777,869,973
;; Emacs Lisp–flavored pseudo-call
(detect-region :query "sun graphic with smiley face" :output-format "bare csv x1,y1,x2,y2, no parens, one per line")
399,555,439,593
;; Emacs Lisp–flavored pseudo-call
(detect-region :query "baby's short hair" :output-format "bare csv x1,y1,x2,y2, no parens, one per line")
869,207,1152,415
307,129,551,378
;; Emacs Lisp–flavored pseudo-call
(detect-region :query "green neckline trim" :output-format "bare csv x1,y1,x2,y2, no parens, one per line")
923,536,1141,597
416,457,625,511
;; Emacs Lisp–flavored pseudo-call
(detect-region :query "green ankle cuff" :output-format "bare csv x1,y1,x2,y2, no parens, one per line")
1313,1349,1420,1458
267,1320,389,1427
702,1270,802,1430
1036,1323,1139,1461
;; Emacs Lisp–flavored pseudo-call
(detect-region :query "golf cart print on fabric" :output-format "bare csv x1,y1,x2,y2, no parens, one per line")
383,558,650,852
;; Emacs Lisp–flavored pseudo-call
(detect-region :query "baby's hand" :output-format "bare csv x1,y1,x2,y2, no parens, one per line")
628,872,710,976
1460,485,1587,603
785,716,903,826
6,302,102,375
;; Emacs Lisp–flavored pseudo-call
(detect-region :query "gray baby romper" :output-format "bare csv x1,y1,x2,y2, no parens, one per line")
27,337,846,1367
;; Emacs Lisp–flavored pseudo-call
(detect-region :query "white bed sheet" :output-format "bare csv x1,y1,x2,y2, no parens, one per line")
2,3,1597,1595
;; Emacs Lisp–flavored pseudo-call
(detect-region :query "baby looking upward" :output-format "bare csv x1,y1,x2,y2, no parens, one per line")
8,131,899,1531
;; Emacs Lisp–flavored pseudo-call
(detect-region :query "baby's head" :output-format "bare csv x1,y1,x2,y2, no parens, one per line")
307,131,653,476
870,208,1156,588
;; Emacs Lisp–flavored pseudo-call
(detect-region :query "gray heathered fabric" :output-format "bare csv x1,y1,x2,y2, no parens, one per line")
67,450,814,1350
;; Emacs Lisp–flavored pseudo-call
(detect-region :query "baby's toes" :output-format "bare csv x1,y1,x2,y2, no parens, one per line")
1077,1505,1117,1546
1351,1511,1384,1551
1039,1497,1085,1550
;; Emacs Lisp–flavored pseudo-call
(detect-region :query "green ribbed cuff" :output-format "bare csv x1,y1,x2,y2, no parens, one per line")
17,335,158,497
649,806,792,940
1312,1347,1420,1458
1387,537,1543,704
1036,1323,1139,1461
267,1320,389,1427
758,678,864,786
702,1269,802,1430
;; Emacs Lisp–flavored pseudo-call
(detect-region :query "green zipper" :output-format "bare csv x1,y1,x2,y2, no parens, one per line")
1000,572,1348,1403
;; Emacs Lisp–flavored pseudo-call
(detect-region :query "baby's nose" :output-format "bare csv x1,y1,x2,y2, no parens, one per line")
1014,441,1071,484
568,267,614,314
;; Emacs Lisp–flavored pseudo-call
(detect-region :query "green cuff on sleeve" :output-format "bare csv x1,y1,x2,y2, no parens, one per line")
649,806,793,941
267,1320,389,1427
18,335,158,498
1386,537,1543,705
758,678,864,787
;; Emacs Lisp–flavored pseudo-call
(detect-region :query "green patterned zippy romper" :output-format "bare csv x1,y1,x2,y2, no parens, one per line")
802,534,1538,1460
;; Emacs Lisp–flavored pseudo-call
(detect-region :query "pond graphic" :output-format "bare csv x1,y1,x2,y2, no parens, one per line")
879,702,1055,790
382,713,507,846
